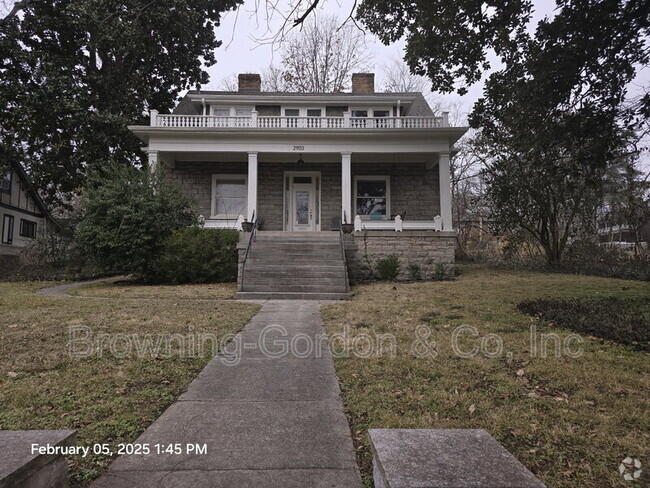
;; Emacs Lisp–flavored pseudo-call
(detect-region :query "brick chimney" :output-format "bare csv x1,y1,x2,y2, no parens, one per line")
352,73,375,94
238,73,261,92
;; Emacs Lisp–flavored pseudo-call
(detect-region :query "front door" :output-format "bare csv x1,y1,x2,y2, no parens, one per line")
292,184,315,231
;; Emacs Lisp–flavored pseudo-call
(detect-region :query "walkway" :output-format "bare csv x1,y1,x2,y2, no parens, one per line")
92,300,362,487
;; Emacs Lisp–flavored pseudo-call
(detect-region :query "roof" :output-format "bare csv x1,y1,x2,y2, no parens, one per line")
8,160,53,221
173,91,435,117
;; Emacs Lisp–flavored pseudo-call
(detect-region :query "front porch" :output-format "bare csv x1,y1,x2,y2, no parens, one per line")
161,152,454,234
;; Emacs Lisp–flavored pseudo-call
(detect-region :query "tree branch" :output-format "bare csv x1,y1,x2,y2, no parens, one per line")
293,0,319,27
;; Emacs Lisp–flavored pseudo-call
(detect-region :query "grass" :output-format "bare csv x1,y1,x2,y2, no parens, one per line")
0,281,259,486
321,265,650,488
68,277,238,300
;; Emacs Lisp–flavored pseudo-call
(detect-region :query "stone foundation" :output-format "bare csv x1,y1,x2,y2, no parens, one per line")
344,231,455,282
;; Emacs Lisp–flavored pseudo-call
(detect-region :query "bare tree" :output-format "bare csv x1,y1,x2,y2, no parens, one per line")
381,56,468,124
262,64,290,91
217,73,239,91
278,13,372,93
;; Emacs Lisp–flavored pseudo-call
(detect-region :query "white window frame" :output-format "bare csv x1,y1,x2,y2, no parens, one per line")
211,174,248,220
354,175,391,220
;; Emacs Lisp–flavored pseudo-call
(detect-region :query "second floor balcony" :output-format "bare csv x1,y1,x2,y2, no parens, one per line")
149,110,450,130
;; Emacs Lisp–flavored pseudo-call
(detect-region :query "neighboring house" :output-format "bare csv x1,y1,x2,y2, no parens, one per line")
1,160,51,258
129,73,468,297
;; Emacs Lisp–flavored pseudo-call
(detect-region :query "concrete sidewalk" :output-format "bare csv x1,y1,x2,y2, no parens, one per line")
93,300,362,488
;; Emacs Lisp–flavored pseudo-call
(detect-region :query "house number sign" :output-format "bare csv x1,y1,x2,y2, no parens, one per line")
293,145,305,151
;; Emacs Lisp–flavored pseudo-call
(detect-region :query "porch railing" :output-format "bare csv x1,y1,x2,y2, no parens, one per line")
354,215,443,232
151,111,448,129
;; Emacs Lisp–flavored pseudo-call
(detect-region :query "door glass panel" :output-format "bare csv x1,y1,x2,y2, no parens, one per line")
295,191,309,225
293,176,312,184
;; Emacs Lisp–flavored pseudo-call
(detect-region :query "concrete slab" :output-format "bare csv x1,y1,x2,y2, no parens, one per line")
369,429,546,488
0,430,76,487
179,358,340,401
93,468,363,488
106,400,358,472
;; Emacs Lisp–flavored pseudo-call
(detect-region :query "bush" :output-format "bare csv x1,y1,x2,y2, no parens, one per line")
376,254,400,281
76,164,197,280
431,262,450,281
517,297,649,351
407,262,423,281
151,228,239,284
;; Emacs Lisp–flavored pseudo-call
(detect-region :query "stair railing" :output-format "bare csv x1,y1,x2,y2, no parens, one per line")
240,210,258,291
339,226,351,293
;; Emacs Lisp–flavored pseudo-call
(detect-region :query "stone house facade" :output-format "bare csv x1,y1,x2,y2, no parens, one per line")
129,73,467,285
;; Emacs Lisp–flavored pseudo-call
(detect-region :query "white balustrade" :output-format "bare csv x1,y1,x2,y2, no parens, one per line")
151,112,445,129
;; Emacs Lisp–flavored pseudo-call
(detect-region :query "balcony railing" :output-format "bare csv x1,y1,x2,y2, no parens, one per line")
150,111,449,129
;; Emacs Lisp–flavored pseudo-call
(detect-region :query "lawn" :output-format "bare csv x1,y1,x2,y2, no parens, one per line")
68,277,238,300
321,266,649,487
0,281,259,486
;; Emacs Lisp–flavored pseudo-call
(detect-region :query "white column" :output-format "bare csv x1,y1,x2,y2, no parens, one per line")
247,152,258,222
148,150,159,173
438,152,453,231
341,152,352,224
150,109,158,126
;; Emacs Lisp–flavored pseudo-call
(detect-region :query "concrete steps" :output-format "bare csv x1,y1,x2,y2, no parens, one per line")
237,232,351,300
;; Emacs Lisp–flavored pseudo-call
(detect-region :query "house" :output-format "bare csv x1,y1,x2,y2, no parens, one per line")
1,160,51,261
129,73,468,298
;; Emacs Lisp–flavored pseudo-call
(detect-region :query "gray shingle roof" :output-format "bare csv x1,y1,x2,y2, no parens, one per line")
172,91,435,116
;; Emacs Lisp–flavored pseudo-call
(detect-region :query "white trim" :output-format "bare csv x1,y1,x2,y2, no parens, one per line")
211,174,248,220
283,171,322,231
354,175,391,220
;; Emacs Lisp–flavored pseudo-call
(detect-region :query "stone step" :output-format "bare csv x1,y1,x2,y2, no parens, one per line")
255,231,339,239
251,243,342,250
243,264,347,272
245,258,346,266
243,270,347,279
242,277,347,287
247,254,342,261
243,284,349,293
235,291,352,300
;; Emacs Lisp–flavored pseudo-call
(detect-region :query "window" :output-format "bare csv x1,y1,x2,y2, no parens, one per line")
355,176,390,218
306,109,322,117
352,110,368,117
235,107,252,116
0,171,10,193
284,109,299,117
2,214,14,244
212,175,247,219
20,219,37,238
373,110,390,117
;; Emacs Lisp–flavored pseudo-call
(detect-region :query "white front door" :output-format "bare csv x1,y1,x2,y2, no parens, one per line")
292,184,315,231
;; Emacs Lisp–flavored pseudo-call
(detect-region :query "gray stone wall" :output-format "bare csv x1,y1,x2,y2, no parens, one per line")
344,231,455,282
168,161,440,231
167,162,247,218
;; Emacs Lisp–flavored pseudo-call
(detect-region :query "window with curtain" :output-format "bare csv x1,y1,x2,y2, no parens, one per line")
355,177,390,218
212,175,248,219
